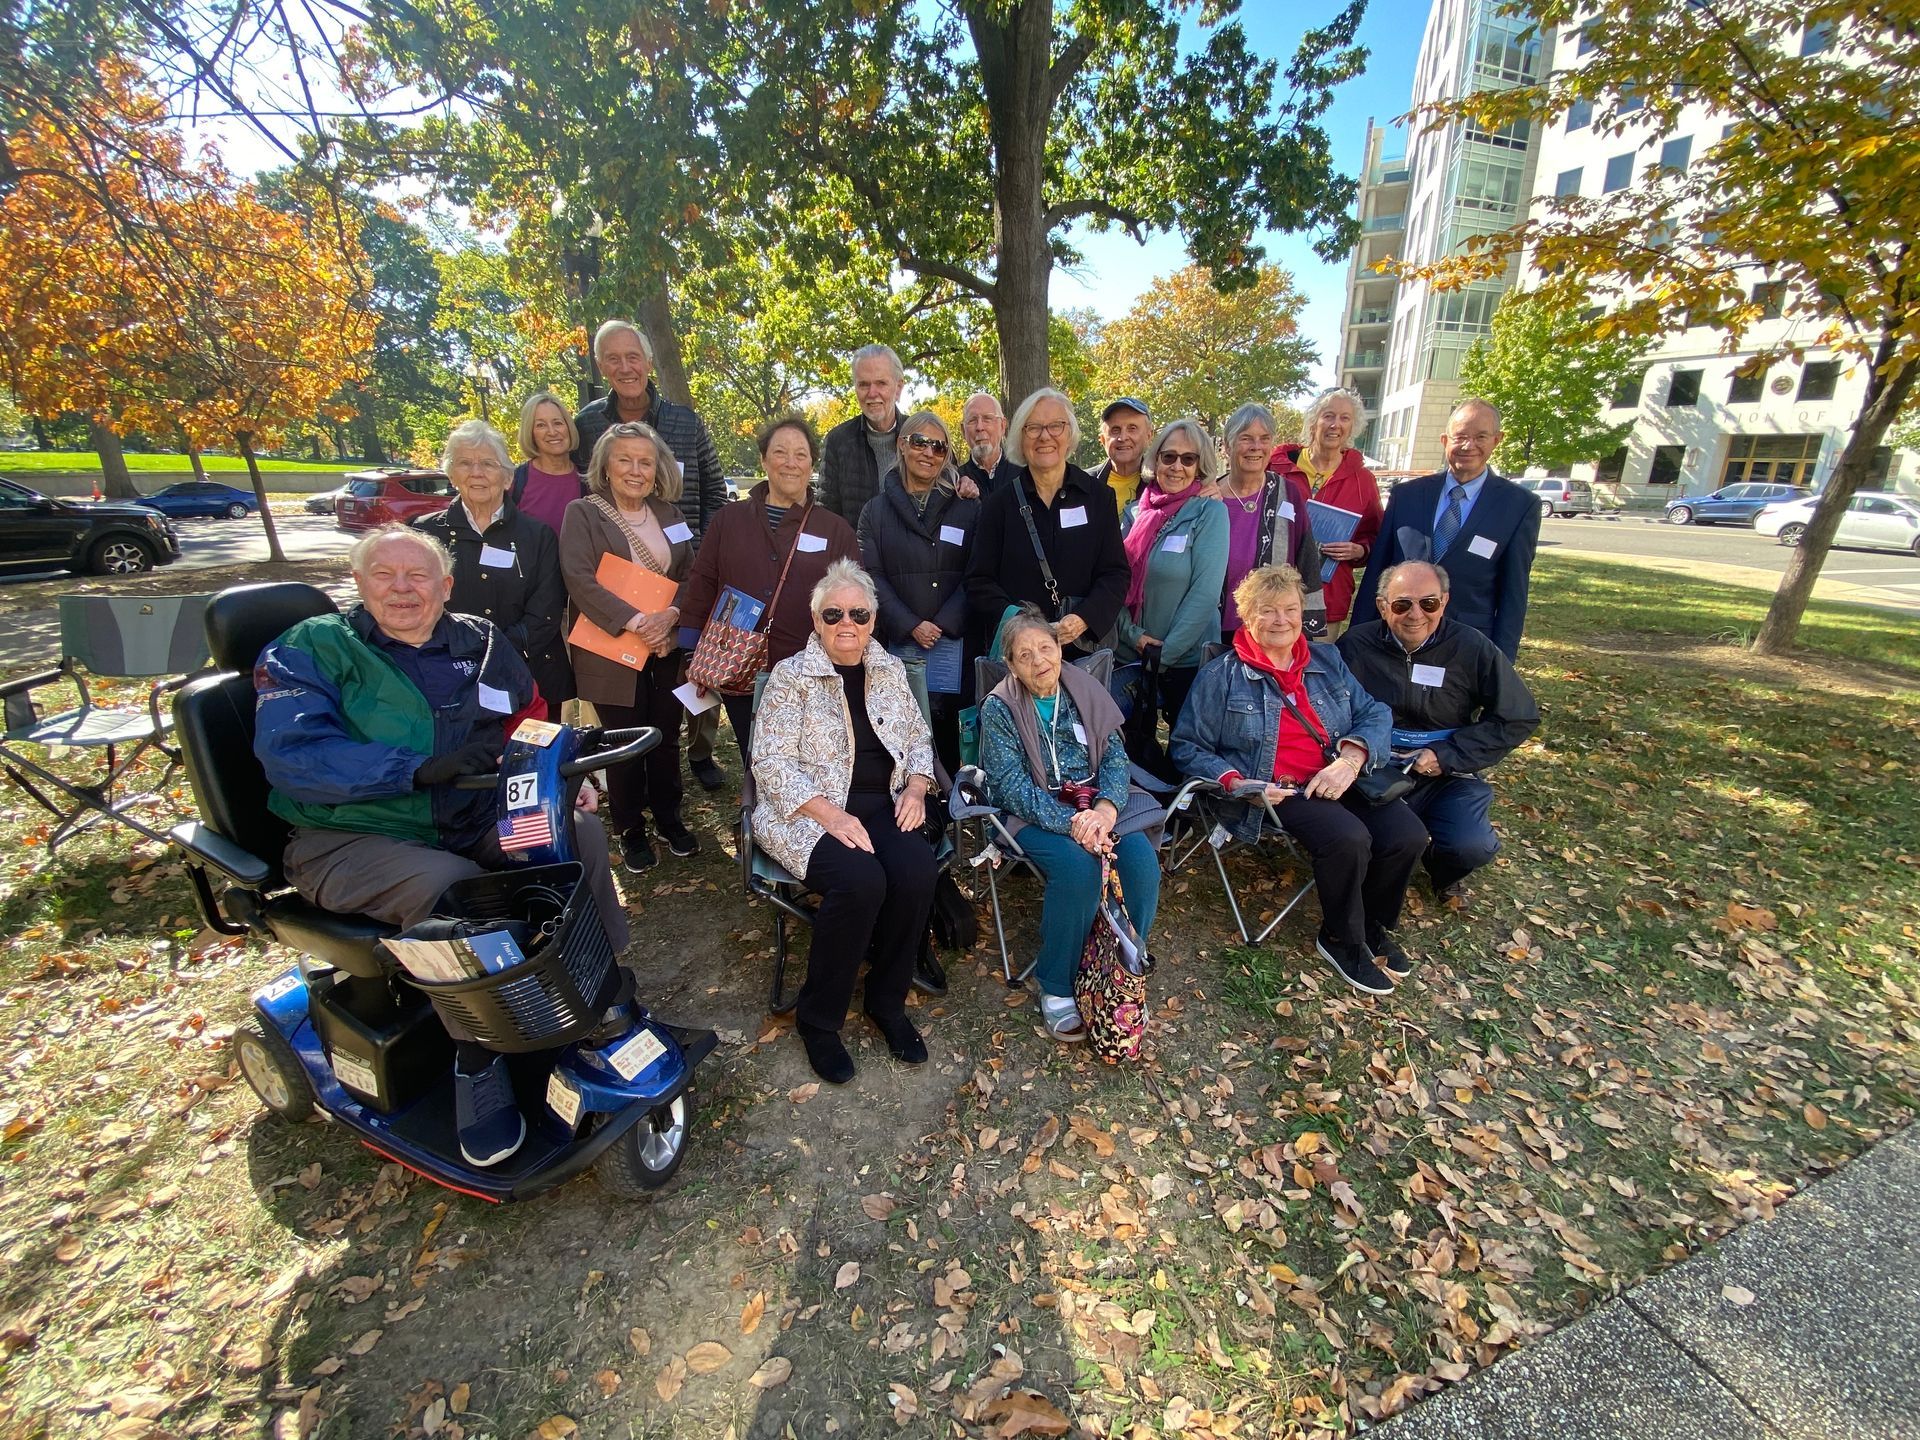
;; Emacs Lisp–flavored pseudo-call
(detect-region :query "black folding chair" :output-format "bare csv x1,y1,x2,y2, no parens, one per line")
0,593,212,852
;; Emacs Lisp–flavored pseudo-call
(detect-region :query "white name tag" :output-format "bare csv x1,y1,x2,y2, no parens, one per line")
1059,506,1088,528
608,1027,669,1080
1467,534,1498,559
1411,663,1447,687
663,521,693,544
939,524,967,546
478,543,516,569
477,683,513,714
1279,501,1296,521
1071,722,1087,745
1162,533,1188,553
795,532,827,553
546,1070,582,1129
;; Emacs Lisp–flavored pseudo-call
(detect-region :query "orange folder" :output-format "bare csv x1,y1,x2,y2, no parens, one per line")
567,551,681,671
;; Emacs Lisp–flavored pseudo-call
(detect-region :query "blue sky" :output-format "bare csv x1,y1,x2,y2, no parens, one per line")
1053,0,1429,389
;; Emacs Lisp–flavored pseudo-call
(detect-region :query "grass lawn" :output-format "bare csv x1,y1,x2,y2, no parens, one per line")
0,553,1914,1439
0,451,359,474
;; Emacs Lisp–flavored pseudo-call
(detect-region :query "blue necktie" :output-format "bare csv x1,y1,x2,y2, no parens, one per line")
1435,483,1467,556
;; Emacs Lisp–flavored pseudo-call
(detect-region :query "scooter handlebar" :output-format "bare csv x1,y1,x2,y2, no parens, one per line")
560,726,660,777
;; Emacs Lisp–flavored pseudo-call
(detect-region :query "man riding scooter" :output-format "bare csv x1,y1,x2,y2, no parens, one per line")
253,524,626,1168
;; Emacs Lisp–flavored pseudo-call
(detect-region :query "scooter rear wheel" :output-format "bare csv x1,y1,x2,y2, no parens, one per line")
595,1094,689,1196
234,1019,314,1121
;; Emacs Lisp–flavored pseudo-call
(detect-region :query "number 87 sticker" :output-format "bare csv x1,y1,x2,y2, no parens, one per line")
504,771,541,811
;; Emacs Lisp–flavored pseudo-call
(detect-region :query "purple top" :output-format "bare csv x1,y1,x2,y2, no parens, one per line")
1221,498,1262,633
517,465,583,534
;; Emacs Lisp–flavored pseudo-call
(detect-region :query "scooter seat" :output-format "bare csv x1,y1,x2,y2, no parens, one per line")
264,896,396,979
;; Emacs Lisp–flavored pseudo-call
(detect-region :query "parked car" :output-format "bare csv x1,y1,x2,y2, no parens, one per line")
1516,477,1594,518
1756,491,1920,555
133,480,259,520
333,469,452,531
0,477,181,574
1664,482,1808,527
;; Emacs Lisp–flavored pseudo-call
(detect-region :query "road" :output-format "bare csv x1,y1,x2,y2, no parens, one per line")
1539,511,1920,616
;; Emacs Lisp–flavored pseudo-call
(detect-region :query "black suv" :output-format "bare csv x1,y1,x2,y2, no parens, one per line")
0,477,182,575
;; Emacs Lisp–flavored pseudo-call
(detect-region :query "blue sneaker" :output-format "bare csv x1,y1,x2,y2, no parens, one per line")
454,1056,525,1167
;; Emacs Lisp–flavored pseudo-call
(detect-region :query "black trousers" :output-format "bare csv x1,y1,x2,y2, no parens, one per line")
723,693,755,770
798,789,938,1033
594,652,686,841
1125,662,1198,783
1274,791,1428,947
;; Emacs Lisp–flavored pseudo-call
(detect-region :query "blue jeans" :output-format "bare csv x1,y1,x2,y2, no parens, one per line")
1403,775,1499,891
1016,826,1160,998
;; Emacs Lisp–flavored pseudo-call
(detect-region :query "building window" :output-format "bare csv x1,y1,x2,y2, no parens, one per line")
1728,369,1765,404
1619,84,1645,115
1751,281,1787,319
1555,167,1582,198
1721,433,1822,487
1567,98,1594,132
1431,289,1501,335
1611,368,1646,409
1666,369,1703,407
1576,22,1598,56
1798,360,1841,401
1603,153,1633,192
1659,136,1692,171
1648,445,1686,485
1473,18,1540,84
1456,154,1525,214
1465,118,1533,152
1801,20,1834,55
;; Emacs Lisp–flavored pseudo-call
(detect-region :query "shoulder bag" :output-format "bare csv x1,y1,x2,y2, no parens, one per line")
1272,684,1415,807
687,506,810,697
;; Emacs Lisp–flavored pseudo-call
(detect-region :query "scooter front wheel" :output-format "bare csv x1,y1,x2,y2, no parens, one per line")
595,1094,689,1196
234,1019,314,1121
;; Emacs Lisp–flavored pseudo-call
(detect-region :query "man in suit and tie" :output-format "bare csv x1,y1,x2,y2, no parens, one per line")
1354,398,1539,660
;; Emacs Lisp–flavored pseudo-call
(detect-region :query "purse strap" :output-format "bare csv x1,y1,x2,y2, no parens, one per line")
589,495,668,577
1272,680,1336,762
759,504,813,635
1015,492,1064,619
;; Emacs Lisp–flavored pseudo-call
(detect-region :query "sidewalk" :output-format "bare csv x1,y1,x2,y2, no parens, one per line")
1374,1124,1919,1439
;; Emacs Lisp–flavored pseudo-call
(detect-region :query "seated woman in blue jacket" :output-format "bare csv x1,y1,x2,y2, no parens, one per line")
979,608,1160,1042
1170,564,1427,999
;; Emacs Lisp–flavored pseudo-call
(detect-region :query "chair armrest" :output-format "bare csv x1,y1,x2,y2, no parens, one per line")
147,670,204,734
0,667,65,702
169,821,272,888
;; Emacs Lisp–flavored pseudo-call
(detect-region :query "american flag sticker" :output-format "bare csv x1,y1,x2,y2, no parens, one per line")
498,810,554,852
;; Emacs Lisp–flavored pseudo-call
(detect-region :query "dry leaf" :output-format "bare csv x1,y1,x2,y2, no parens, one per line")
740,1290,766,1334
532,1418,578,1440
346,1329,382,1356
628,1327,651,1357
54,1235,83,1264
888,1382,920,1427
594,1368,622,1397
1722,1284,1756,1306
749,1356,793,1388
686,1341,732,1374
860,1193,897,1222
654,1356,687,1402
450,1383,471,1412
982,1389,1070,1437
835,1261,861,1290
1066,1114,1115,1157
788,1083,820,1104
1803,1103,1828,1130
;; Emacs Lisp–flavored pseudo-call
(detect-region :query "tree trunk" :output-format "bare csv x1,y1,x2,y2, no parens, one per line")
89,418,139,498
634,275,693,407
30,416,48,450
184,443,208,483
236,432,288,564
1754,332,1915,655
974,0,1054,407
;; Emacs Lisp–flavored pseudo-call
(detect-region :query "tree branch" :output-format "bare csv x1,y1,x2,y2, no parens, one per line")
898,251,995,300
1048,29,1096,109
1043,197,1148,240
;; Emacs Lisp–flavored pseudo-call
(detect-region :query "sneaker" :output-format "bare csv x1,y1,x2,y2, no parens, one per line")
1368,928,1413,979
798,1023,856,1084
1316,932,1394,996
911,946,948,997
1040,994,1087,1043
690,757,726,793
620,830,657,873
454,1056,525,1167
660,822,700,859
865,1010,928,1065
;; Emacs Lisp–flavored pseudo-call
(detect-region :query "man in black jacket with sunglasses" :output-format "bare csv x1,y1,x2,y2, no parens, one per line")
1340,560,1539,908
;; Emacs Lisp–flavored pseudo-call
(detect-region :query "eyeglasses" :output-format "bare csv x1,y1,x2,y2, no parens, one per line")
819,607,873,626
1022,420,1070,440
905,434,949,456
1156,450,1201,468
1389,596,1445,615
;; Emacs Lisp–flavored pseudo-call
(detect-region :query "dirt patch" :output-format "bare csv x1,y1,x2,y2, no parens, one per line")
1577,628,1919,700
0,559,351,619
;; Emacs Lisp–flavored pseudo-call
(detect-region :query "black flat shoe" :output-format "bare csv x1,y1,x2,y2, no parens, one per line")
798,1024,855,1084
865,1011,927,1065
1367,928,1414,979
690,758,726,793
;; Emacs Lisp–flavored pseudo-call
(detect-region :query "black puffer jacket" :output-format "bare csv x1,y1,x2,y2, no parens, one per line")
819,411,903,525
411,500,573,706
856,473,980,647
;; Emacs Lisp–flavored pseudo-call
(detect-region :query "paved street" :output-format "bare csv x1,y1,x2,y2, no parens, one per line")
1540,512,1920,616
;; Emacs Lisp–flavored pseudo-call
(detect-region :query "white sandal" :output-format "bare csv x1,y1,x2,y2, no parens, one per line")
1040,994,1086,1043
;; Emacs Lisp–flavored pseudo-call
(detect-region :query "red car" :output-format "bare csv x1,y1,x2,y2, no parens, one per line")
334,468,454,531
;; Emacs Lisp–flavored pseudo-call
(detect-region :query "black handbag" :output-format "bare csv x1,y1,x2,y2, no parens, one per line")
1273,686,1415,806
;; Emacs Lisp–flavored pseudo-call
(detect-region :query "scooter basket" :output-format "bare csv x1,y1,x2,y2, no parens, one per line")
403,863,615,1053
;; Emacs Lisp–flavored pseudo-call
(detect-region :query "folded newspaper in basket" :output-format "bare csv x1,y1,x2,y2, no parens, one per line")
383,922,533,983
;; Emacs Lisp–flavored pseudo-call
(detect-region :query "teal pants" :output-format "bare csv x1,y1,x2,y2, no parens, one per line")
1016,826,1159,998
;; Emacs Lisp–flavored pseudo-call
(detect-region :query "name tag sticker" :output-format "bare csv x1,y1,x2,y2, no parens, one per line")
1279,501,1297,521
1059,506,1089,528
546,1070,582,1129
477,683,513,714
1071,722,1087,745
478,543,516,569
1162,533,1188,553
795,532,828,553
1467,534,1498,559
1411,663,1447,688
513,718,562,747
939,524,967,546
609,1027,669,1080
663,522,694,544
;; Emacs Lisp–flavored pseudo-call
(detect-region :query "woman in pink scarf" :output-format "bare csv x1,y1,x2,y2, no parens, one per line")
1114,417,1229,776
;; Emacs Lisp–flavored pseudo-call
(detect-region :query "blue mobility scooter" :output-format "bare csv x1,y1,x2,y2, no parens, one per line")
168,583,718,1200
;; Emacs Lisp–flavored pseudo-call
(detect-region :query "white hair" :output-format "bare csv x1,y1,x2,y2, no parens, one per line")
1299,387,1371,445
349,523,452,579
1003,388,1081,467
440,418,511,476
1223,403,1278,454
593,319,654,364
962,391,1004,420
810,558,879,616
1145,418,1223,486
849,343,904,386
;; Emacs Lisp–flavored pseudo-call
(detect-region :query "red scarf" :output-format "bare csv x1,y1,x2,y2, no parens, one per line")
1232,627,1328,783
1122,479,1199,618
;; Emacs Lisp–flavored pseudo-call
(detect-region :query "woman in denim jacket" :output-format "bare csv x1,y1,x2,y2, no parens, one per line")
1171,564,1427,997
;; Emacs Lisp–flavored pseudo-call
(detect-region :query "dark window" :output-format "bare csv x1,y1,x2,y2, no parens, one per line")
1798,360,1840,401
1868,447,1893,486
1728,369,1765,404
1611,369,1646,409
350,480,382,496
1801,20,1834,55
1666,369,1703,407
1649,445,1686,485
1595,447,1628,483
1576,22,1598,55
1751,281,1787,319
1555,167,1583,197
1619,84,1645,115
1567,98,1594,131
1603,153,1633,192
1659,136,1692,171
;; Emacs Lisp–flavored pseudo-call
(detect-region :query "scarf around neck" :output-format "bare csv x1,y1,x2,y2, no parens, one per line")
990,658,1126,790
1122,480,1199,618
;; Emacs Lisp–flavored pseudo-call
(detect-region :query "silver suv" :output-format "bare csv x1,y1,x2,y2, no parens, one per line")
1517,477,1594,518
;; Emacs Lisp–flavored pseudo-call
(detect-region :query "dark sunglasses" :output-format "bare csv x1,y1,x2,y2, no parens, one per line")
1389,596,1445,615
819,606,873,626
1156,450,1201,468
905,434,949,456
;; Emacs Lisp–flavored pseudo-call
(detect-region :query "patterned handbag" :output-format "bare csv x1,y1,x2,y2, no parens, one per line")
1074,861,1154,1063
687,506,810,696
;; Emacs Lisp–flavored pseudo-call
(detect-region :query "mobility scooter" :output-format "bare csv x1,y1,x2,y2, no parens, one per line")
168,582,717,1200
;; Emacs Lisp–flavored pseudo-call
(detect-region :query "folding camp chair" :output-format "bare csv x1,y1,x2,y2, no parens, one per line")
1179,782,1318,946
0,593,212,852
738,657,957,1015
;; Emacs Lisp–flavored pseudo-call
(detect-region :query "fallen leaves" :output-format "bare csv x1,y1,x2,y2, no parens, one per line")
739,1290,765,1334
530,1418,577,1439
684,1341,732,1374
653,1355,686,1403
860,1192,897,1222
1722,1283,1757,1306
346,1329,381,1356
787,1082,820,1104
747,1356,792,1389
834,1260,861,1290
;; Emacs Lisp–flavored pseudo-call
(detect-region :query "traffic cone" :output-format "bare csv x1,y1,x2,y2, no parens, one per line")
91,478,101,500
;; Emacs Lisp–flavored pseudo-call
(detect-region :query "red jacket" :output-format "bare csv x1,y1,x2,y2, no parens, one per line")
1270,445,1384,625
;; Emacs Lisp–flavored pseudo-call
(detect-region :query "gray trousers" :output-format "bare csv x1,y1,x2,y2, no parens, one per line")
283,815,630,953
685,704,719,764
